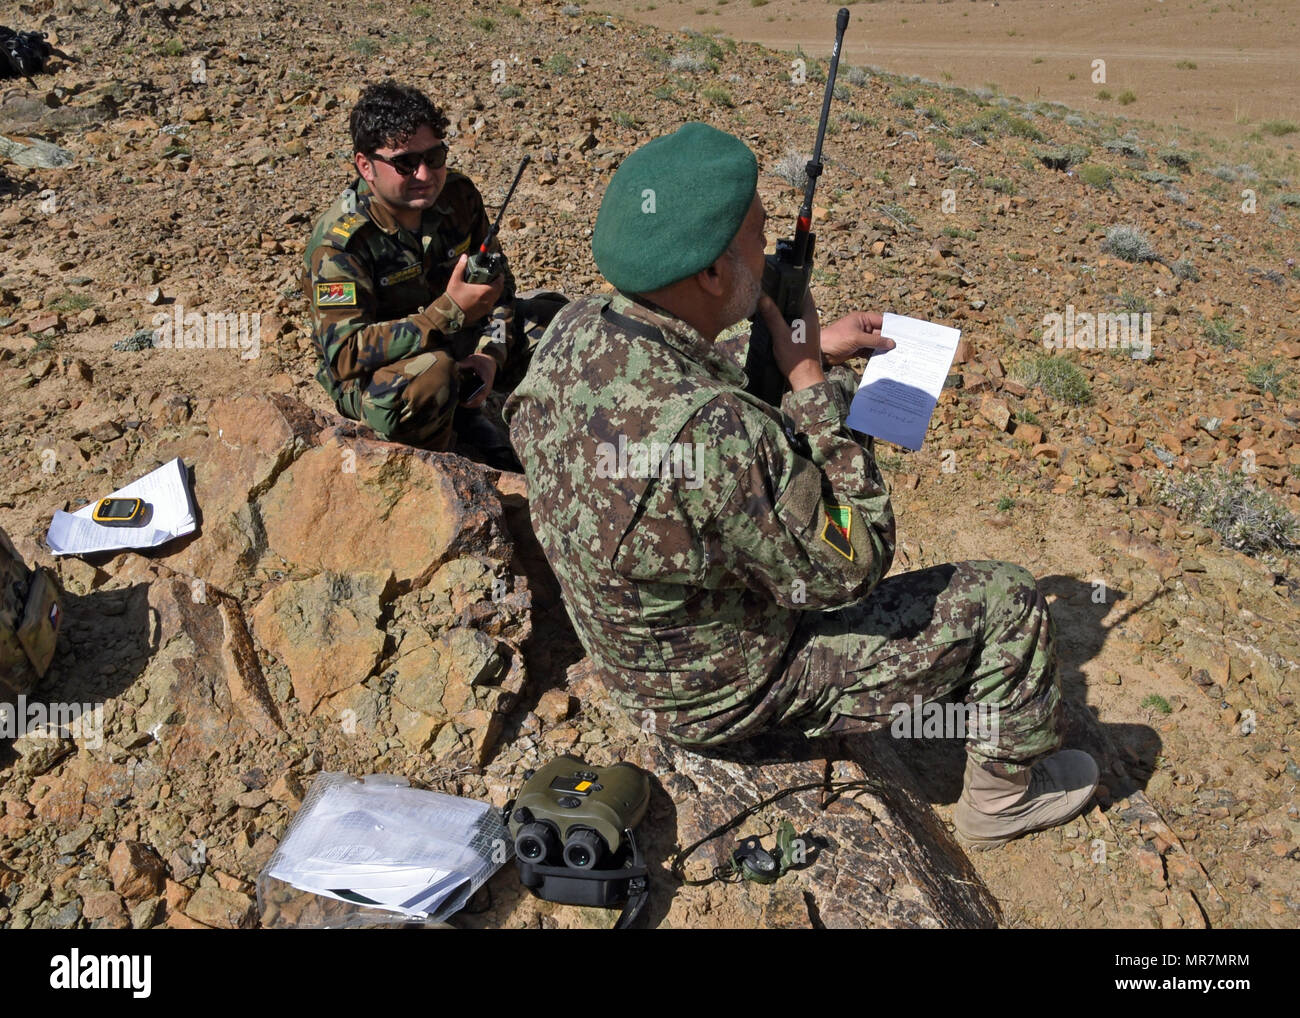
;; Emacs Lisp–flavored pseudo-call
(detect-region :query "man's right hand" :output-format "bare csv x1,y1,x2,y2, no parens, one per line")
759,290,824,392
445,253,504,324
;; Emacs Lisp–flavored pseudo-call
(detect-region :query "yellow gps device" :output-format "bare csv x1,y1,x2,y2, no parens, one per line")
92,497,149,527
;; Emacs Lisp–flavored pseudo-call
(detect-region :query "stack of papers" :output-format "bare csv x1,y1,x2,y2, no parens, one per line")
46,457,197,556
846,313,962,451
263,773,509,921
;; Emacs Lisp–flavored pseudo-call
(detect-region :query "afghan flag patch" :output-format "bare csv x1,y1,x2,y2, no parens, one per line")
315,282,358,307
820,503,855,561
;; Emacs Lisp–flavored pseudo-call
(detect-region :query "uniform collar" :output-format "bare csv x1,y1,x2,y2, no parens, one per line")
609,291,748,388
352,176,447,238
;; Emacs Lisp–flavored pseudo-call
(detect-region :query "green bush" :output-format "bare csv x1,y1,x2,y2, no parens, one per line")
544,53,574,75
960,108,1045,142
47,293,93,312
1102,225,1157,262
1260,120,1298,137
1141,694,1172,714
1077,164,1115,188
1153,468,1300,553
1037,145,1091,170
1117,290,1149,313
1013,355,1092,405
1246,359,1292,397
1201,315,1242,350
1103,137,1145,159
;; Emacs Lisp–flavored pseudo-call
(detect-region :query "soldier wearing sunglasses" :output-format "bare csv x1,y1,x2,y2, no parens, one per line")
303,81,563,465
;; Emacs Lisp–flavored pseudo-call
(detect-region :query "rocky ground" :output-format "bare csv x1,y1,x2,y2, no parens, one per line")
0,0,1297,928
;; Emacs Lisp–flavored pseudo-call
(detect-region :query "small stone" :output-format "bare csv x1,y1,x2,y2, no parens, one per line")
108,841,167,900
89,420,123,443
184,886,257,929
269,772,305,807
130,897,162,929
535,688,573,725
81,890,129,929
12,729,75,775
28,313,60,334
978,396,1012,432
1014,423,1043,446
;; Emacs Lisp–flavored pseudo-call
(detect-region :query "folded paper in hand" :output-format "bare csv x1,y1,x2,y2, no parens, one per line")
846,313,962,451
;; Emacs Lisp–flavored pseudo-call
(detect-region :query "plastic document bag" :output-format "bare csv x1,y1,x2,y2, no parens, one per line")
258,772,510,928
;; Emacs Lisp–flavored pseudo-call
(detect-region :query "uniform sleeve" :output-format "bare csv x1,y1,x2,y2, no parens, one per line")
304,242,466,383
685,383,896,610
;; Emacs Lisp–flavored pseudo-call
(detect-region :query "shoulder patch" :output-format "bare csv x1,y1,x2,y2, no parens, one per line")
820,503,855,561
315,282,358,308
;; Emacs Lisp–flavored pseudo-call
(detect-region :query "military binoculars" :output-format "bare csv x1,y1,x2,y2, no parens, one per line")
507,755,650,922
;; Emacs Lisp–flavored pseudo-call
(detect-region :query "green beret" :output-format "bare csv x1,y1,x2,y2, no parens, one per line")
592,122,758,293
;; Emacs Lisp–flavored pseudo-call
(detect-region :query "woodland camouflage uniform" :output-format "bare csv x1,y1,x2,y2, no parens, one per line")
303,171,540,447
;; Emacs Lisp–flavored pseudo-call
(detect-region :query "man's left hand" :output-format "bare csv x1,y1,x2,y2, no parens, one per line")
820,311,894,366
457,352,496,409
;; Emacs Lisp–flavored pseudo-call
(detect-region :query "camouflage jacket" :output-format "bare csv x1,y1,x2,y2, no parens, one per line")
503,293,896,746
301,171,516,405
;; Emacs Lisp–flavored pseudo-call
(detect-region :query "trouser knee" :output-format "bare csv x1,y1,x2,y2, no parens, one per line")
351,350,460,447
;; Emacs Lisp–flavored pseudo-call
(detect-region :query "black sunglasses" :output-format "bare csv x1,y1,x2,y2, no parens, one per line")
368,140,449,177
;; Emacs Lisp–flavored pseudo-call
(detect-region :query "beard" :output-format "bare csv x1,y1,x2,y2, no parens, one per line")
720,248,762,328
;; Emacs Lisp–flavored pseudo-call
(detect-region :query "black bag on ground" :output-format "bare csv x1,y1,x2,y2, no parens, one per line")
0,26,52,79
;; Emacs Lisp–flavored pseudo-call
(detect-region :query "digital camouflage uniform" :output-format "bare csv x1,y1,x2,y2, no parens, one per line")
504,293,1063,777
302,172,550,447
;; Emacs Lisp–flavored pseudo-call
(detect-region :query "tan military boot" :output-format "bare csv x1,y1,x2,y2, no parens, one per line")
953,750,1099,850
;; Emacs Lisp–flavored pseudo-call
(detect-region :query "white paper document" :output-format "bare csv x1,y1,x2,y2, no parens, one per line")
263,773,509,922
846,313,962,451
46,457,197,556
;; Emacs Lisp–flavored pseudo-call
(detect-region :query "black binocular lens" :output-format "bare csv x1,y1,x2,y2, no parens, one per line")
562,828,606,870
514,821,559,863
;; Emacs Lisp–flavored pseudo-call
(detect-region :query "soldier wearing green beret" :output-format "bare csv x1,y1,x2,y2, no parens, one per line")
505,122,1098,849
302,81,563,467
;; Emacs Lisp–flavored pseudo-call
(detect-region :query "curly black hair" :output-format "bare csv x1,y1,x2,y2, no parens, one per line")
349,80,450,154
